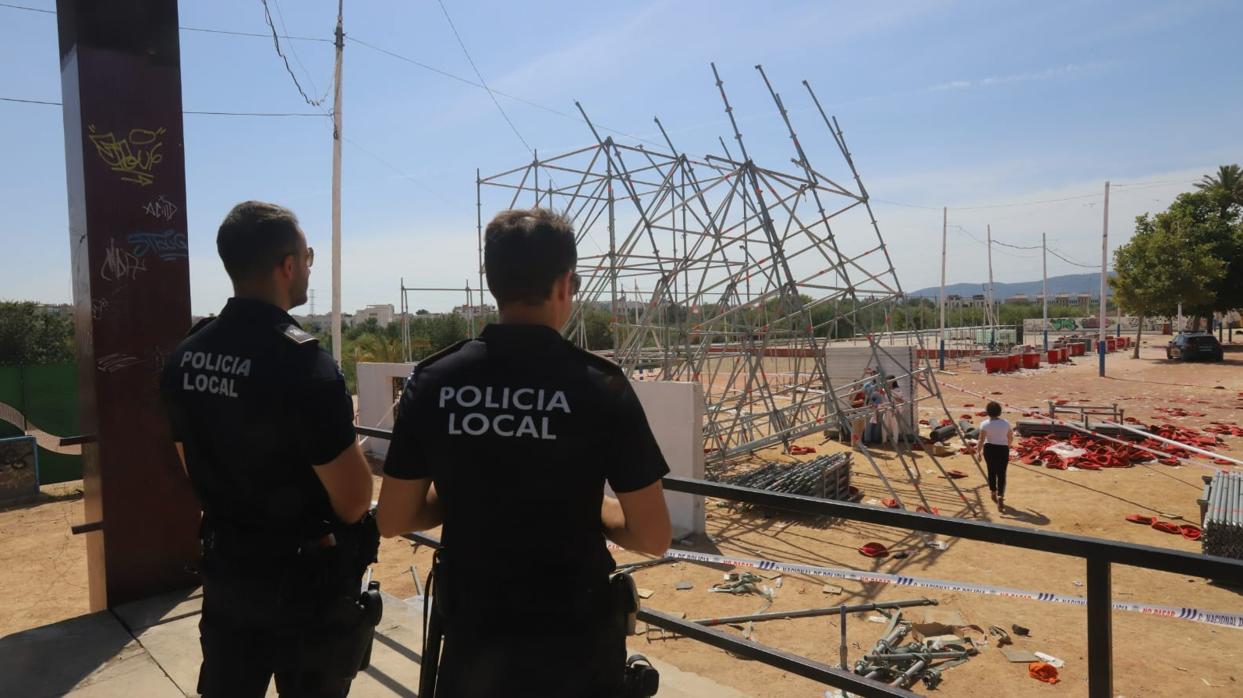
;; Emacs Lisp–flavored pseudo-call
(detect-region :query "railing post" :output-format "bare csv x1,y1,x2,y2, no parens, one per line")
1087,558,1113,698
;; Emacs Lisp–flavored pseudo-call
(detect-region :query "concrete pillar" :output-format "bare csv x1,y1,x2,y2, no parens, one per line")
57,0,199,608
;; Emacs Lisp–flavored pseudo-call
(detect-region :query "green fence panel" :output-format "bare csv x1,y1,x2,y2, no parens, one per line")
0,364,81,484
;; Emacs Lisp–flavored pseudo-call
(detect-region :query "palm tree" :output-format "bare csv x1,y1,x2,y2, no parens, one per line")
1194,164,1243,212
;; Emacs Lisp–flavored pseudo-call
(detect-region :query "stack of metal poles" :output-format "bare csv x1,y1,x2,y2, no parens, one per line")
1204,470,1243,559
720,453,852,502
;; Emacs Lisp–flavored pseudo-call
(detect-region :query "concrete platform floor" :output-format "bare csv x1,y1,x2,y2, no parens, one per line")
0,587,748,697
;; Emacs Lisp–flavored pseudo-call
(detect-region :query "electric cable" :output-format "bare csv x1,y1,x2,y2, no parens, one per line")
1,95,327,118
436,0,532,154
0,1,330,41
259,0,331,107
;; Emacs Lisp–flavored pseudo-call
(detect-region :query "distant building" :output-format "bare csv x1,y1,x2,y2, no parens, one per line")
1005,294,1029,303
353,304,395,327
452,303,496,318
38,303,73,317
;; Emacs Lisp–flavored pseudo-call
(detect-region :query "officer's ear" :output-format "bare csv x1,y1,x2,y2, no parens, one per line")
278,252,296,281
552,271,573,303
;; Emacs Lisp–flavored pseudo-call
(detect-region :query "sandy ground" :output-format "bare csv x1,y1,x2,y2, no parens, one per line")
4,339,1243,696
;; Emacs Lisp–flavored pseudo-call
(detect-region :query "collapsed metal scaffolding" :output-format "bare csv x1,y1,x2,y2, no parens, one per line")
477,64,981,514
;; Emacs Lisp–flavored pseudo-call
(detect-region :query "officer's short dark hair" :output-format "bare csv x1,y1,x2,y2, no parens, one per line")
484,208,576,306
986,401,1002,418
216,201,303,283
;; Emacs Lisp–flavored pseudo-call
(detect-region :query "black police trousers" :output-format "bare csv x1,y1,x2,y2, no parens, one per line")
198,568,361,698
435,616,626,698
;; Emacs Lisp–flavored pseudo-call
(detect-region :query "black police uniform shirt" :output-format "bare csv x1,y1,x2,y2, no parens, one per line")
160,297,357,540
383,323,670,579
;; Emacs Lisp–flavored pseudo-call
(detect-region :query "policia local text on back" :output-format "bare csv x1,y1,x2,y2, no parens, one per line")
376,208,672,698
162,201,380,698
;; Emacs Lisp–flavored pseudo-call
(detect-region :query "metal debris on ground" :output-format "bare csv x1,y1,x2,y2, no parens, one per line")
710,572,774,600
719,453,855,503
852,611,978,690
988,625,1012,646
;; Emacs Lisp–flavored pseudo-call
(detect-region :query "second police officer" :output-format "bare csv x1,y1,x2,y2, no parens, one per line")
377,208,672,697
161,201,381,698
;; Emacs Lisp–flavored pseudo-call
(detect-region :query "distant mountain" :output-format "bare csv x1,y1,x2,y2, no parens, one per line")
908,272,1113,299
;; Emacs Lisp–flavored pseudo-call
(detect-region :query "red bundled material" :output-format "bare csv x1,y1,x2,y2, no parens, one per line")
1015,432,1155,471
1180,524,1202,540
788,445,817,455
881,498,900,509
1151,520,1181,534
1204,422,1243,437
1126,514,1156,525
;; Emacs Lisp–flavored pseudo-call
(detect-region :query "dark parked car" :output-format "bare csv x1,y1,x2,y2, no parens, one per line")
1166,332,1224,361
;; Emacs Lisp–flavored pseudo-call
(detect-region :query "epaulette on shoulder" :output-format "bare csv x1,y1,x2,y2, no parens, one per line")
276,323,319,346
416,339,470,370
187,316,215,336
569,343,625,376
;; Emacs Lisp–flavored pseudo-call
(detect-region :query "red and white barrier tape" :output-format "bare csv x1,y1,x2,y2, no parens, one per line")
611,543,1243,630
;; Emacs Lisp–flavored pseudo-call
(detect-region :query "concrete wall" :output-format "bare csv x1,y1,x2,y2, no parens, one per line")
356,362,415,459
631,380,706,540
824,345,916,432
357,363,707,538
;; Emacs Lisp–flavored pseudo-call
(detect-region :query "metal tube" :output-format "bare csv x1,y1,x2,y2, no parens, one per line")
840,603,848,670
890,659,926,688
866,651,971,661
639,607,919,697
693,598,934,626
1087,558,1113,698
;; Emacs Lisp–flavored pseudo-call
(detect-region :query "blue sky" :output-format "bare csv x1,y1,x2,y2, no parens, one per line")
2,0,1240,314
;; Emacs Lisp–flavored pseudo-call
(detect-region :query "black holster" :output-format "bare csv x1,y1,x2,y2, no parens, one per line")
200,512,384,683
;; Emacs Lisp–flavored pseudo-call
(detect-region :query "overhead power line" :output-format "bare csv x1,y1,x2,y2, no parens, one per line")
0,2,50,14
345,35,663,147
436,0,532,154
259,0,330,107
0,1,331,41
1048,248,1098,269
1,95,326,118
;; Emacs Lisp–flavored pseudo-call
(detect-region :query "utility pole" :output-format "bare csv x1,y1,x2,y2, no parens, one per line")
330,0,344,363
986,224,996,350
1098,181,1109,377
1042,233,1048,351
939,207,947,370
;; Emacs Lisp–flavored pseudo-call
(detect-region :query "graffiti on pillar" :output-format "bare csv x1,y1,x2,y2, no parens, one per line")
87,124,166,187
101,237,147,282
97,353,142,373
142,194,179,222
91,298,110,320
128,229,188,261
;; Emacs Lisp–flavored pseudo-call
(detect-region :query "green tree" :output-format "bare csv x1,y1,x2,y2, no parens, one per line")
1139,191,1243,325
0,302,75,365
1195,164,1243,215
1111,222,1223,357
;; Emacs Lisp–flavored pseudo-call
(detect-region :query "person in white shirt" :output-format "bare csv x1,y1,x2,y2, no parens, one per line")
979,401,1014,510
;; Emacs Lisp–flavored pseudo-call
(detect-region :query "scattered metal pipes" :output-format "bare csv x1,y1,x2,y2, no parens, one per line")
692,597,935,627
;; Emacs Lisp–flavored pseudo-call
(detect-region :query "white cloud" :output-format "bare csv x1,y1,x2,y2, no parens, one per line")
927,63,1091,92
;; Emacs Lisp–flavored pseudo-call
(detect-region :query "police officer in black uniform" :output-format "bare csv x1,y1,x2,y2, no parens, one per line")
161,201,379,698
376,207,672,697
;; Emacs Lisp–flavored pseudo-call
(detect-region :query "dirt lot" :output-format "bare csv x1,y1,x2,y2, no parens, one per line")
4,340,1242,696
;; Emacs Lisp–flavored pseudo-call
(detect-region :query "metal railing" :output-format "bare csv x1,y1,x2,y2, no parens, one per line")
357,425,1243,697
